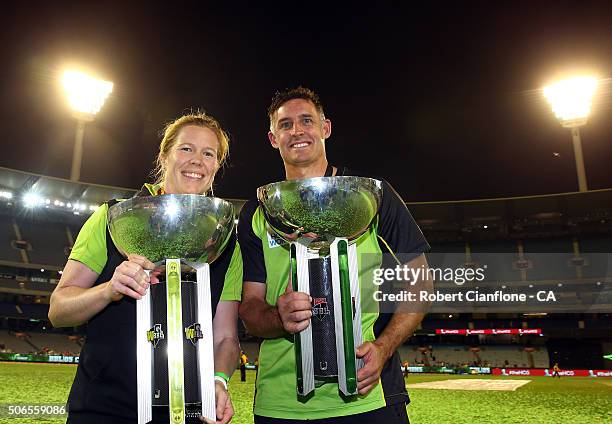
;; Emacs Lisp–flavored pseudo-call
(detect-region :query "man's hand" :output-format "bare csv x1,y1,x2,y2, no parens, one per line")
356,341,391,395
200,381,234,424
105,254,157,301
276,283,312,334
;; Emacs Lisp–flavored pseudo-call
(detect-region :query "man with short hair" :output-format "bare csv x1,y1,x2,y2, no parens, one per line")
238,87,431,423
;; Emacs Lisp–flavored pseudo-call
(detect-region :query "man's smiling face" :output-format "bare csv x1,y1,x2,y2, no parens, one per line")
268,98,331,168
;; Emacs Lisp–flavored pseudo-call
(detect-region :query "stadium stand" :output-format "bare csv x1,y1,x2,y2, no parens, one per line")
26,332,81,355
0,166,610,371
469,240,521,282
0,329,82,355
17,218,71,266
0,219,24,263
397,344,550,368
18,303,50,320
0,329,38,353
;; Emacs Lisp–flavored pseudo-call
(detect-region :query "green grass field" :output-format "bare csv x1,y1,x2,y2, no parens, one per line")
1,362,611,423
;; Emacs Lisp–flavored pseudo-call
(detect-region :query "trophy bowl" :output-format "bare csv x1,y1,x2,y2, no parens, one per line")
257,176,382,249
107,194,235,264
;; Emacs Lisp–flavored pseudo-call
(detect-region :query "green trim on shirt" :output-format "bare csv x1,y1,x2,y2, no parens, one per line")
143,182,163,195
68,204,109,274
220,242,243,301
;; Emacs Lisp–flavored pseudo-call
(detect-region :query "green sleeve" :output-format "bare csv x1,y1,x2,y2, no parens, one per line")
68,204,109,275
220,241,243,301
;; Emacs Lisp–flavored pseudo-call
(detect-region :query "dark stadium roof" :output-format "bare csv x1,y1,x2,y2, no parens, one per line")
1,166,611,245
0,166,249,213
0,166,137,207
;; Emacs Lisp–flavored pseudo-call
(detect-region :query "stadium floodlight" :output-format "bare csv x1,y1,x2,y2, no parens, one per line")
543,76,598,192
23,192,44,208
62,70,113,117
61,70,113,182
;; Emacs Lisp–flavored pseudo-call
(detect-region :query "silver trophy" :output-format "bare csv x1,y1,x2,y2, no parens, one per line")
258,176,382,396
108,194,235,424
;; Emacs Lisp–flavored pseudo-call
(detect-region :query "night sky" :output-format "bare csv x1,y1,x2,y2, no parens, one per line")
2,1,612,202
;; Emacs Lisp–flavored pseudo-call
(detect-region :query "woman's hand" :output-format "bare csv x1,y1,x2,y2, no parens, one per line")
200,380,234,424
105,254,157,301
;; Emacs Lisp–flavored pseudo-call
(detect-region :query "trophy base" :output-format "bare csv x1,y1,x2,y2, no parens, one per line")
151,404,205,423
309,257,339,379
292,239,363,397
137,259,216,424
150,281,202,406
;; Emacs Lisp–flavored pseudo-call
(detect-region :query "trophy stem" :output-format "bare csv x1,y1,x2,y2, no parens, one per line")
192,262,216,422
290,244,304,395
137,282,153,424
292,242,316,396
337,240,357,395
166,259,186,424
347,242,364,372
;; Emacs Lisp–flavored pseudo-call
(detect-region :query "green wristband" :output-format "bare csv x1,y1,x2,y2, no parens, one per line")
214,371,230,383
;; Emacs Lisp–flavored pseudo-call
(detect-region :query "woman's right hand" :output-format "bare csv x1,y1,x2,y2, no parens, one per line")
106,254,158,301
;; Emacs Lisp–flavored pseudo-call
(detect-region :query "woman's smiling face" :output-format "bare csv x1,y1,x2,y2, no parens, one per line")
163,125,219,195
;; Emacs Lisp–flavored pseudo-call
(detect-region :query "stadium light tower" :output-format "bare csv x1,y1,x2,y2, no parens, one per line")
62,70,113,182
543,76,598,192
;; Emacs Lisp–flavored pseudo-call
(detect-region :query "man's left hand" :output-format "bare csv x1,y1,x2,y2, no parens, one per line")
356,341,390,395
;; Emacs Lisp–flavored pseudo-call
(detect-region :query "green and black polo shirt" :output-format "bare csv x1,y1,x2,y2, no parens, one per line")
66,184,242,422
238,166,429,419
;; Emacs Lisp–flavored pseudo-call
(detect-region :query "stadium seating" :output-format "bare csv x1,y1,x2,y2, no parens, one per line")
0,219,24,263
0,302,21,317
469,239,521,282
0,330,38,353
0,167,609,371
26,332,81,355
18,303,50,320
398,344,550,368
17,218,71,267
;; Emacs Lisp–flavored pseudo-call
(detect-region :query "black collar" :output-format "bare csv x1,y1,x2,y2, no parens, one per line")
325,165,348,176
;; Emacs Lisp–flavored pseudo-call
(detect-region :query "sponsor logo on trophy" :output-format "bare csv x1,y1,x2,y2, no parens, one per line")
147,324,165,348
108,194,235,424
312,298,330,321
185,324,203,346
258,176,382,397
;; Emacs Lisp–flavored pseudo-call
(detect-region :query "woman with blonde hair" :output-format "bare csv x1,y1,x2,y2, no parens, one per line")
49,112,242,424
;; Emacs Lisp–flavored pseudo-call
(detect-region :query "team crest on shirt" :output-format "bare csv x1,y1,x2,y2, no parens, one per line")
266,230,287,249
312,298,331,321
